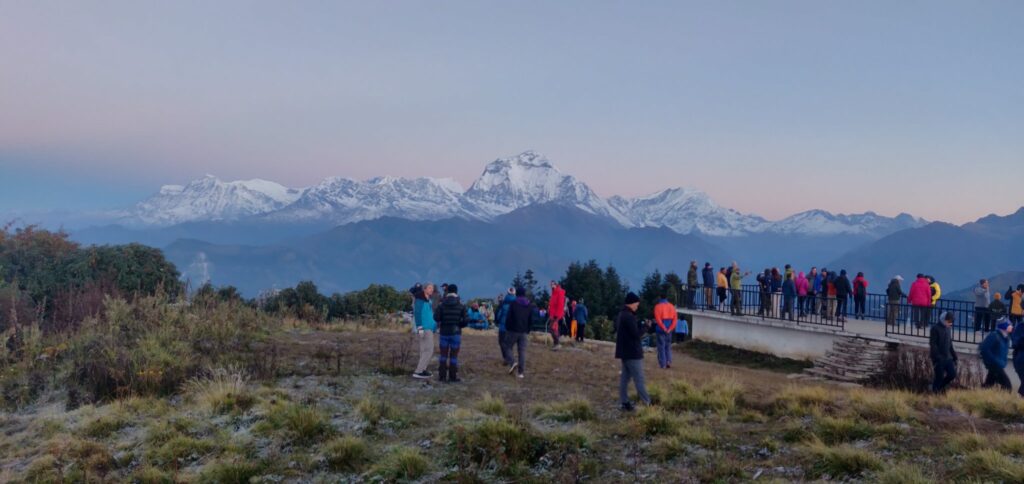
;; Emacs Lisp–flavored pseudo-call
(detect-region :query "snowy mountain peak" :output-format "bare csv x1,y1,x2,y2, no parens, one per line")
131,176,301,225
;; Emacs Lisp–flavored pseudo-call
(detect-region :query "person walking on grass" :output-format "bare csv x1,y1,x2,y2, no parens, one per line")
496,287,516,366
574,299,589,343
782,272,796,321
886,275,905,326
504,287,534,378
616,292,651,411
852,272,868,319
979,318,1013,391
411,283,437,379
973,279,991,333
653,295,678,369
548,281,567,350
929,311,958,393
702,262,715,310
435,284,468,383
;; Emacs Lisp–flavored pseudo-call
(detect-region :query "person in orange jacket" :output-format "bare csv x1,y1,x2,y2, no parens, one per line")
653,295,678,369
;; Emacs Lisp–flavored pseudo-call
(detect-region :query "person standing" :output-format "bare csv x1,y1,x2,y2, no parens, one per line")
852,272,868,319
795,271,809,318
770,268,783,318
411,284,437,379
686,261,699,309
807,267,820,317
702,262,715,310
730,266,748,315
781,272,796,321
989,292,1007,323
834,270,852,322
574,299,589,343
716,267,729,312
886,276,905,326
1012,315,1024,397
974,279,991,333
495,288,516,366
653,295,678,369
979,319,1013,391
929,311,958,393
757,269,771,316
504,287,533,378
616,292,651,411
909,274,932,329
435,284,469,383
548,281,567,349
1009,285,1024,324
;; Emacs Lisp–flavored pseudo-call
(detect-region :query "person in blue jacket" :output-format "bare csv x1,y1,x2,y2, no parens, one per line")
467,303,488,330
495,288,516,366
573,299,589,343
411,284,436,379
979,318,1013,391
781,273,796,321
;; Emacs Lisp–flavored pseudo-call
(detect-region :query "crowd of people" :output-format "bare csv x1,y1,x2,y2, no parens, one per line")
405,271,1024,410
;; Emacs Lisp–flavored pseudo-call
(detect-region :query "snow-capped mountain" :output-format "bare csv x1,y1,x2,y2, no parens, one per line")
264,175,477,224
464,151,634,226
122,151,925,238
767,210,926,236
130,176,301,225
610,188,770,237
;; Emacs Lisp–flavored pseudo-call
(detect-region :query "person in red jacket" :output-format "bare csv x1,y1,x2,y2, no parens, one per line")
909,274,933,329
548,281,567,350
852,272,869,319
653,295,678,369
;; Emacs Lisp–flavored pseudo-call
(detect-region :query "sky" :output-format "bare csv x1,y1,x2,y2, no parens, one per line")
1,1,1022,223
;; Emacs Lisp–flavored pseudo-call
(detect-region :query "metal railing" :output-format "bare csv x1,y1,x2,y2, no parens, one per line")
675,284,986,344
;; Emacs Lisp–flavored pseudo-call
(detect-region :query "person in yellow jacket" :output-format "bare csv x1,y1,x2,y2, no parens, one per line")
1010,285,1024,324
653,296,677,369
716,268,729,311
928,276,941,306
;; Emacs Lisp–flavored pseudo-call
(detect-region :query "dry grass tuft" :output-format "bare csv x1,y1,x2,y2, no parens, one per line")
182,366,254,415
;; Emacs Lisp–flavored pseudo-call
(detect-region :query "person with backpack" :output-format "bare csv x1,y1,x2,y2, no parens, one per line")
653,295,678,368
686,260,699,309
573,299,589,343
989,292,1007,323
757,269,771,316
929,311,958,393
495,288,517,366
702,262,715,310
434,284,469,383
504,287,534,378
411,283,437,380
979,318,1013,391
548,281,567,350
885,276,905,326
852,272,868,319
973,279,991,333
909,274,932,329
781,272,797,321
833,270,852,323
616,292,651,411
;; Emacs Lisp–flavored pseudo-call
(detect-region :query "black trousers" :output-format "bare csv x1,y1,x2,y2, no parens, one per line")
931,359,957,393
854,295,866,318
835,297,848,319
982,364,1013,391
974,308,991,332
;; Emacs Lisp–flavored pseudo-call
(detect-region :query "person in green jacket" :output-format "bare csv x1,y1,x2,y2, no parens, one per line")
730,264,750,316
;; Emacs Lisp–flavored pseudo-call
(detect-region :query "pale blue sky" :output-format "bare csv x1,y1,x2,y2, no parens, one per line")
1,0,1021,223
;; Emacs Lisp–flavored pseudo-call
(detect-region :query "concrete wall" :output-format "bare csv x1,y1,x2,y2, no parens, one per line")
683,311,841,361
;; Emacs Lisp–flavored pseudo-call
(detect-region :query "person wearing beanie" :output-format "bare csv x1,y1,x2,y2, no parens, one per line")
434,283,468,383
411,283,437,379
929,311,958,393
503,287,534,378
653,294,678,369
702,263,715,310
979,318,1013,391
616,292,650,411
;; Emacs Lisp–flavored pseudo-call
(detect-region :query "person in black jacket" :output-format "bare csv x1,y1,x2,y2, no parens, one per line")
615,292,651,411
504,287,534,378
929,311,958,393
834,270,853,323
434,284,468,383
702,262,715,310
885,276,905,326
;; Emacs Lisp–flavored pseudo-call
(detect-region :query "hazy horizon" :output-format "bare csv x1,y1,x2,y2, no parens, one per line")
2,1,1022,224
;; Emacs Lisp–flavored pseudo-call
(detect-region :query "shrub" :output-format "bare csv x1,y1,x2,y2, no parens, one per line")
257,403,332,444
372,447,429,481
23,454,60,482
476,393,507,417
946,432,989,454
813,416,874,444
448,418,545,467
637,406,684,436
80,414,129,439
356,396,398,428
998,434,1024,456
533,397,596,422
774,385,832,416
147,435,217,466
324,436,371,472
804,443,882,478
183,366,254,415
946,389,1024,422
133,466,174,484
68,438,115,475
847,389,916,423
876,464,931,484
198,459,265,484
957,449,1024,482
660,378,742,415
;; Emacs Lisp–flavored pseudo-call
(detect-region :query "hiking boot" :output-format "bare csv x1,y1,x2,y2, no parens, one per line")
412,371,431,379
448,365,462,383
438,363,448,383
619,402,636,412
508,362,519,375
